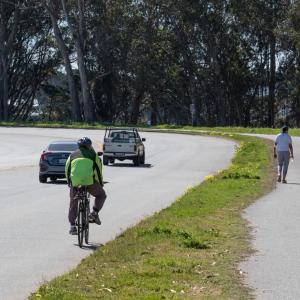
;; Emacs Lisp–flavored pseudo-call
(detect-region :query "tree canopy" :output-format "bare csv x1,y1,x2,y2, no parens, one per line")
0,0,300,127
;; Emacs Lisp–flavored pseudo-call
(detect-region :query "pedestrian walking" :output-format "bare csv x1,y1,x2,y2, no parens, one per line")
274,126,294,184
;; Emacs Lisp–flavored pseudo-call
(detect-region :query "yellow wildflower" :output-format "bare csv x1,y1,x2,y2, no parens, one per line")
204,174,214,181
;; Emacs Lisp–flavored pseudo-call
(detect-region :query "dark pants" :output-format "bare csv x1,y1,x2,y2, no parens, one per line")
68,182,107,225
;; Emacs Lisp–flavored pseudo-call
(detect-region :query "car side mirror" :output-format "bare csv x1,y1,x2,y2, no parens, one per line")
142,138,146,142
97,152,103,156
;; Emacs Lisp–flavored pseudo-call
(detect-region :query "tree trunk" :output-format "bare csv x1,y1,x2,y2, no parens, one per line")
75,39,95,122
47,6,82,122
0,58,5,121
61,0,95,122
268,32,276,128
0,4,19,121
296,57,300,127
121,87,129,123
211,36,225,126
0,16,8,120
130,91,144,124
2,59,8,121
150,98,158,126
189,78,198,126
0,50,9,122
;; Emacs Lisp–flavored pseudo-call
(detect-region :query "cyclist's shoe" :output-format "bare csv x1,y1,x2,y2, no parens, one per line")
69,225,77,235
89,211,101,225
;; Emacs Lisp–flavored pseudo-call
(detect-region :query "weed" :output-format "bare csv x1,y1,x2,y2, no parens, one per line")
183,239,210,250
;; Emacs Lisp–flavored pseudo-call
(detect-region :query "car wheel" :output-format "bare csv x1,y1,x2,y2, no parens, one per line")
133,153,140,166
50,176,57,181
110,159,115,164
141,152,145,164
39,175,47,183
103,156,109,166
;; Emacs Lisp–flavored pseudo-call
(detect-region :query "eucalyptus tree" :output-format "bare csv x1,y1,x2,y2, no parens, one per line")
60,0,96,122
278,0,300,126
0,0,20,120
87,0,139,123
0,0,59,121
43,0,82,122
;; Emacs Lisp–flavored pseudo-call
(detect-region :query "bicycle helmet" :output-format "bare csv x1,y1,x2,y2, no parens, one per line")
77,137,92,148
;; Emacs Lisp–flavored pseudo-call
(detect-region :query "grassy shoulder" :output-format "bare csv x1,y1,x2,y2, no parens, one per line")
1,121,300,136
0,121,107,130
154,125,300,136
0,122,300,136
29,132,275,300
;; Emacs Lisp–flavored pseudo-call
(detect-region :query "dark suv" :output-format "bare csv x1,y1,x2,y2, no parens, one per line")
39,141,78,183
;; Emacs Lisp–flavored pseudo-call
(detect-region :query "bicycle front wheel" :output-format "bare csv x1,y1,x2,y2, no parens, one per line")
77,202,84,248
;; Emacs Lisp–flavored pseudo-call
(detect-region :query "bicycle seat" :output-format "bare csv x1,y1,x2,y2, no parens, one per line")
74,186,87,192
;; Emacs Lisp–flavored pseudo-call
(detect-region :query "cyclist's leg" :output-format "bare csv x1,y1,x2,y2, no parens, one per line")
88,183,106,224
88,182,107,213
68,186,79,226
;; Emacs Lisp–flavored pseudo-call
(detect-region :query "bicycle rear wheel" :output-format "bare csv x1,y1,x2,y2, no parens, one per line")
84,204,89,244
77,202,84,248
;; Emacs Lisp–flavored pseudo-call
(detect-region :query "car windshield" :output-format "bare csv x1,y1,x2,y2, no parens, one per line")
48,143,78,152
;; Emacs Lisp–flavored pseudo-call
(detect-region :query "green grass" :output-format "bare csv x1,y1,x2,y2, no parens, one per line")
153,125,300,136
29,131,275,300
0,122,300,136
1,121,299,136
0,121,108,129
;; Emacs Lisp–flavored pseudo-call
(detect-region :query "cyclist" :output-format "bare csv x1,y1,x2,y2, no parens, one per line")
65,137,107,235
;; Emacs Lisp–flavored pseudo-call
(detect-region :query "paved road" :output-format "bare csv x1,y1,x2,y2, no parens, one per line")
0,127,235,300
241,135,300,300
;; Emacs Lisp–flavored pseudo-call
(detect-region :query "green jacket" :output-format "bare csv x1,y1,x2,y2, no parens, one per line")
65,147,103,187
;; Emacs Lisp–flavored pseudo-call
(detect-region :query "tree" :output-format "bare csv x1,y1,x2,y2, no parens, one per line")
0,0,20,120
61,0,96,122
44,0,82,122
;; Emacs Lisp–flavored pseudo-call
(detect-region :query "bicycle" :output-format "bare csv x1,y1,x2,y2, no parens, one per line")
74,186,90,248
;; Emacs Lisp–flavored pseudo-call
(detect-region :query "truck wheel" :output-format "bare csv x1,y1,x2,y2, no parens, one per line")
39,175,47,183
133,154,140,166
103,156,109,166
141,153,145,164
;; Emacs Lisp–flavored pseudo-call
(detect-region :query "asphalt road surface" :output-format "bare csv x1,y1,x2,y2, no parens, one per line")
0,127,235,300
241,135,300,300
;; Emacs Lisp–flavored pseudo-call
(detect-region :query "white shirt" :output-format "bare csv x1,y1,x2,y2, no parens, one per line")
275,133,292,152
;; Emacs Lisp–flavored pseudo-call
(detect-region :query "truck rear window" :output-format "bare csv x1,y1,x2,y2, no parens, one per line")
110,131,137,142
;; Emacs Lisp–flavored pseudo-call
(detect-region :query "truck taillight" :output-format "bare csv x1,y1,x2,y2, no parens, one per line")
103,145,106,151
134,145,137,152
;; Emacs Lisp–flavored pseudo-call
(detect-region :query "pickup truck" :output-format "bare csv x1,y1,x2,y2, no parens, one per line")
102,127,146,166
